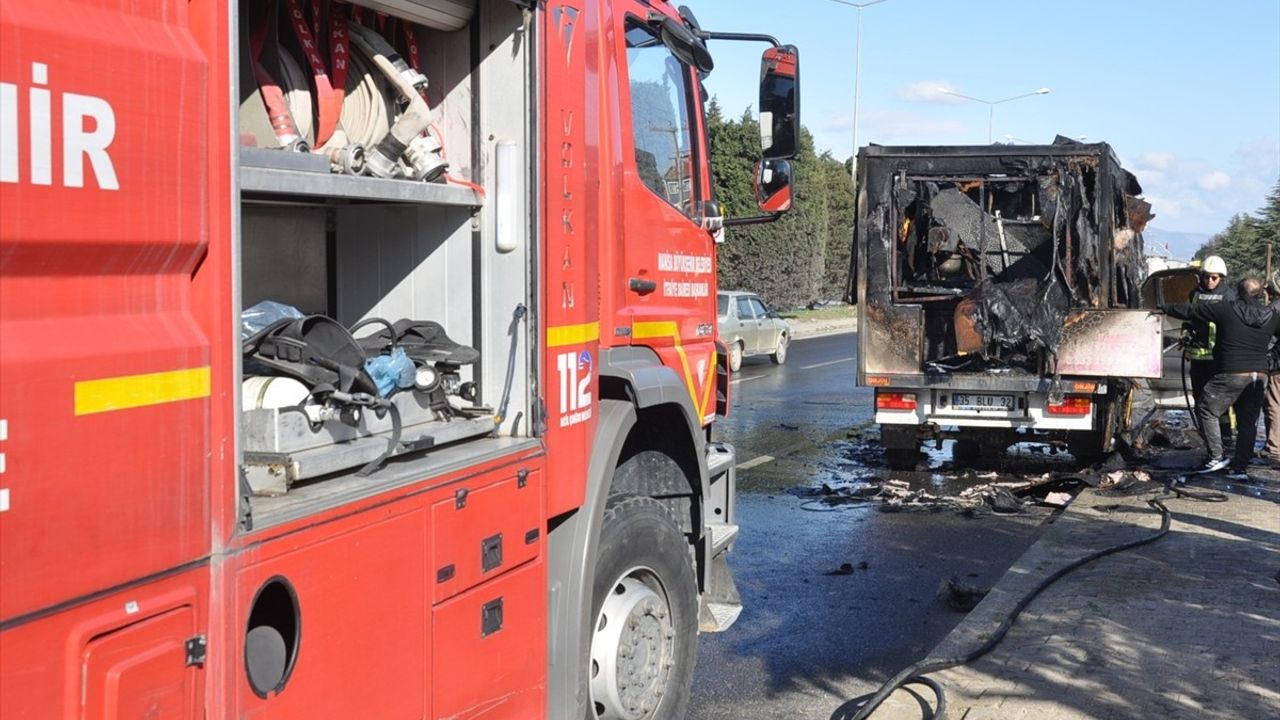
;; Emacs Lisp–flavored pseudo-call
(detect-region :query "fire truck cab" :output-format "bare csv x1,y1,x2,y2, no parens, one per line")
0,0,798,718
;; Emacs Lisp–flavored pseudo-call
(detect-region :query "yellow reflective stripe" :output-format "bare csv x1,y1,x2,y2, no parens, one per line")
547,322,600,348
631,321,679,343
75,367,211,416
632,321,714,420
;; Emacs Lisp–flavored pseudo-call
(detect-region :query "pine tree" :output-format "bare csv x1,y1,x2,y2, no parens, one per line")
1193,177,1280,279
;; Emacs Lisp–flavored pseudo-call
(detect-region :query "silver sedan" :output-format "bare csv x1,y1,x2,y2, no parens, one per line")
717,290,791,372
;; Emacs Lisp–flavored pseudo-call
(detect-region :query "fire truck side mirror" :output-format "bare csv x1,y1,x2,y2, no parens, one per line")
651,13,714,73
759,45,800,160
699,200,725,234
754,159,793,214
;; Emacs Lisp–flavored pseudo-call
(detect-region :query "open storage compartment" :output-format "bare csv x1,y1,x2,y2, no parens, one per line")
235,0,537,525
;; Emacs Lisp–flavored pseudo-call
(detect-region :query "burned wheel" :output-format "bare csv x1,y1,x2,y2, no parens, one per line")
952,439,981,468
886,447,919,471
1067,430,1106,465
589,495,698,720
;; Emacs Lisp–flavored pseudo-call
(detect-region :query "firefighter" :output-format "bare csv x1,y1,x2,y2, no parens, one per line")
1183,255,1236,450
1163,276,1280,476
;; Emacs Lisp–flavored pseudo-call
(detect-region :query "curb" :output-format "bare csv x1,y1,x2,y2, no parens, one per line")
787,318,858,340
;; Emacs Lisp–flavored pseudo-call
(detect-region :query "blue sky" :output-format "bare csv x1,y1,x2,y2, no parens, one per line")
695,0,1280,240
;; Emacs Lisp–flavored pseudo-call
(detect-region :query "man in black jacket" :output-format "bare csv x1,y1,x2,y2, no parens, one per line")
1163,276,1280,477
1183,256,1236,449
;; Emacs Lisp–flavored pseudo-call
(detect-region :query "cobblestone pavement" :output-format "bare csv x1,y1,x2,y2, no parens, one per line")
870,454,1280,720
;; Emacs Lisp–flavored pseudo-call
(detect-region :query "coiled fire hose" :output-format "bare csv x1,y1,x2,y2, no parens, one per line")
345,21,447,181
252,1,456,181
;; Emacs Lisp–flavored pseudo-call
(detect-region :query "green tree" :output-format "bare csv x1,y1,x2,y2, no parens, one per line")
817,151,855,300
709,106,836,310
1194,178,1280,278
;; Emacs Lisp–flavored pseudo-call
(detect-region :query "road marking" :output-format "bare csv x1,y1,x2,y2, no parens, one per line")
799,358,853,370
730,375,765,385
736,454,775,471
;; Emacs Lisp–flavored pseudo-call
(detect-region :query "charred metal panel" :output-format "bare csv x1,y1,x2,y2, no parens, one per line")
1055,310,1163,378
855,141,1154,375
862,303,924,375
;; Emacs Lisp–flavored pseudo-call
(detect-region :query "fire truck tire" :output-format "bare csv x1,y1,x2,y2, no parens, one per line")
588,494,698,720
728,342,743,372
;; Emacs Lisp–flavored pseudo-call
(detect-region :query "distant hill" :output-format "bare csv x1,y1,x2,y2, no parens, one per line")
1144,227,1211,262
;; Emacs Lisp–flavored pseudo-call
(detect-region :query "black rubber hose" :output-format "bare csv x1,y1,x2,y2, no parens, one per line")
495,304,527,425
839,482,1225,720
1182,352,1202,433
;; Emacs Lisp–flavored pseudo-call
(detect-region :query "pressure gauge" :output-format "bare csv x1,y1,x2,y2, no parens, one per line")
415,365,440,392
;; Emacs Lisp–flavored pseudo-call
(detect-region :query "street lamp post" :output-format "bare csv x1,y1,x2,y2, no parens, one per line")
829,0,891,185
937,87,1050,143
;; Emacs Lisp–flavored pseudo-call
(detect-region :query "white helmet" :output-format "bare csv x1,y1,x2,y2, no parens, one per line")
1201,255,1228,276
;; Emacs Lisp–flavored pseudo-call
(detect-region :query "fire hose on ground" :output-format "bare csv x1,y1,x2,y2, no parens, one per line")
836,479,1228,720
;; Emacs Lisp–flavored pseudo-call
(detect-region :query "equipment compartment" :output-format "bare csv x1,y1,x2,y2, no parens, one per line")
235,0,535,521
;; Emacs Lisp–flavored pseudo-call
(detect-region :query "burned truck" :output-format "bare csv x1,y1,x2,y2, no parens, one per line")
853,141,1164,469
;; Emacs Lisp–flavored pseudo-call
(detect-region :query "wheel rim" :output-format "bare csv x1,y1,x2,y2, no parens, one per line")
729,343,742,371
590,572,676,719
775,336,787,361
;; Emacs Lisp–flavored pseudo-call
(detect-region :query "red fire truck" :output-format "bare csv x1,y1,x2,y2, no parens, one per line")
0,0,798,717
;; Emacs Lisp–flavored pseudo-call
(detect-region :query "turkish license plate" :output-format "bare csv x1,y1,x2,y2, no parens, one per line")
952,393,1014,411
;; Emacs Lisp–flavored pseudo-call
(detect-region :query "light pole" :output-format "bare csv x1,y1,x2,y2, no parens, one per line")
937,87,1050,143
829,0,891,185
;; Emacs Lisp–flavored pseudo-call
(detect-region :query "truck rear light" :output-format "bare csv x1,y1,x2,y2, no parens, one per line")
1047,395,1091,415
876,392,917,410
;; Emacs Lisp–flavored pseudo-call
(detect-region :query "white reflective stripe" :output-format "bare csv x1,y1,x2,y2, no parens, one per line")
0,488,8,512
736,454,775,471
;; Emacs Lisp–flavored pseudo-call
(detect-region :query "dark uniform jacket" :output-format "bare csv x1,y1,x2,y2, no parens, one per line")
1183,285,1237,361
1163,297,1280,374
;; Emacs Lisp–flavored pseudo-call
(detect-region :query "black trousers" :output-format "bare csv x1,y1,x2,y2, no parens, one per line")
1190,360,1234,445
1197,372,1263,466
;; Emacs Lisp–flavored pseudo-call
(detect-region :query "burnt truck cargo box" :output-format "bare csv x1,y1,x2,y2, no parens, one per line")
854,140,1160,380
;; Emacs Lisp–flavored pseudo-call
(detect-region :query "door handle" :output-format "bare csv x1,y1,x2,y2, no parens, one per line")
629,278,658,295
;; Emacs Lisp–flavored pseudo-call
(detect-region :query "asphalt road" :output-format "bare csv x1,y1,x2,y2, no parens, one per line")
689,332,1055,720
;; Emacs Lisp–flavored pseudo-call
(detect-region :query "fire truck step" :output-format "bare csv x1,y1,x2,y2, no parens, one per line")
705,442,734,480
706,521,739,557
700,601,744,633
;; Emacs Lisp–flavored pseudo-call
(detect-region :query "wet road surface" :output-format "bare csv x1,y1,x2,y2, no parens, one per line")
690,332,1063,719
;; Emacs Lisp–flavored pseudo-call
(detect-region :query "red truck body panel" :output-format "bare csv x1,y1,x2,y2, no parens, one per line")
0,1,733,717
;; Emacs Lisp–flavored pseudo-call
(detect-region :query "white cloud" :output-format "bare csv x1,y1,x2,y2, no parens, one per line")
898,82,963,103
1198,171,1231,191
1140,152,1175,170
815,107,969,154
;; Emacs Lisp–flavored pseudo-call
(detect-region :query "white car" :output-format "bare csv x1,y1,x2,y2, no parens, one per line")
717,290,791,371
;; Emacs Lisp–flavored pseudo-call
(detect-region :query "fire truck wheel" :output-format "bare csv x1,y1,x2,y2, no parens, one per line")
728,342,743,372
589,494,698,720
